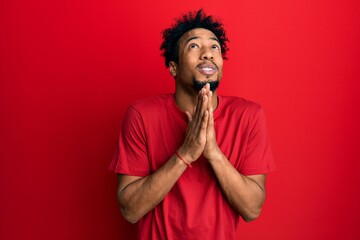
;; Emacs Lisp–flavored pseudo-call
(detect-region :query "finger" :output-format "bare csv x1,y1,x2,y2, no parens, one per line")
200,85,205,93
193,90,203,115
185,111,193,122
205,82,210,92
194,94,208,134
207,106,214,129
199,109,209,138
193,91,204,125
207,89,213,110
201,84,209,96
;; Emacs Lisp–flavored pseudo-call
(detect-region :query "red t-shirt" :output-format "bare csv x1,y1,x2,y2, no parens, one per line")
111,94,275,240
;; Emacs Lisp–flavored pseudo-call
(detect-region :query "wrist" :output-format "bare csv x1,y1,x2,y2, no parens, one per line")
177,146,196,163
206,147,224,163
175,149,192,168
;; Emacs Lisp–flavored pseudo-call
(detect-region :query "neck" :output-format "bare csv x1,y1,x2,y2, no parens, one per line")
174,87,218,113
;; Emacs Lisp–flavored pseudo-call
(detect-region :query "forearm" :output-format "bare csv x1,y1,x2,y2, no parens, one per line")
118,91,210,223
208,153,266,222
118,155,187,223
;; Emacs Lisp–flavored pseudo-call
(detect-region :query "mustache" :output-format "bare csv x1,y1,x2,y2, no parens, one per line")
193,79,220,92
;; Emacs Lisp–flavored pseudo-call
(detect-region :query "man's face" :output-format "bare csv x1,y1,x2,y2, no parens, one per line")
170,28,223,92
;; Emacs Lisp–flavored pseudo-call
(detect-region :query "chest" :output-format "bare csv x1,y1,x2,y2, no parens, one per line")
143,112,251,172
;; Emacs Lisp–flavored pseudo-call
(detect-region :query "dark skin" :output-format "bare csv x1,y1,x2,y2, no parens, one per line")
117,28,266,224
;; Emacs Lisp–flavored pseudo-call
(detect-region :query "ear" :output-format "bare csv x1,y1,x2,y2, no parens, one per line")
169,61,177,77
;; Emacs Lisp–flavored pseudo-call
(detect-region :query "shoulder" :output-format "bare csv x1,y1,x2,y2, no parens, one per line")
125,94,179,125
128,94,173,114
218,95,263,116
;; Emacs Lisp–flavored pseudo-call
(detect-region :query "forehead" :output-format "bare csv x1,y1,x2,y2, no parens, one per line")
178,28,218,46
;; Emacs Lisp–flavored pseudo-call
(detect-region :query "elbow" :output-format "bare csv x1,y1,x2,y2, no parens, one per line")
239,192,266,222
120,207,141,224
117,191,141,224
241,207,262,222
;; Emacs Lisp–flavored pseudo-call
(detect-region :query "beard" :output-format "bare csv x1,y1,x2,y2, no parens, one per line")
193,79,220,92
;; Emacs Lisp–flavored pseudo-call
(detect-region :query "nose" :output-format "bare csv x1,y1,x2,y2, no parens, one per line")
200,47,213,60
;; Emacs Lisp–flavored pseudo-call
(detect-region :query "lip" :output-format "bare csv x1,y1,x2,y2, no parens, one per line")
196,62,218,75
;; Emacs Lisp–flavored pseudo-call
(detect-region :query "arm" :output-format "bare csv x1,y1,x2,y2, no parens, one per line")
117,93,211,223
207,154,266,222
201,85,266,222
117,155,187,224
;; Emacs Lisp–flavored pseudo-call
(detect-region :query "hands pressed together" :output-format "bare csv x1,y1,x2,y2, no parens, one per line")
178,83,223,164
118,84,266,224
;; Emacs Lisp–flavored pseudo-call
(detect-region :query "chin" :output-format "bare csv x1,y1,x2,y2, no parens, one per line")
193,79,220,92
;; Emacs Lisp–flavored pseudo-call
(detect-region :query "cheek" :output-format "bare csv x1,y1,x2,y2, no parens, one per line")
181,60,196,72
218,61,224,73
219,56,224,67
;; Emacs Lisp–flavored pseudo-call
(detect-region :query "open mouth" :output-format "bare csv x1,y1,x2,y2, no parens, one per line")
196,63,218,75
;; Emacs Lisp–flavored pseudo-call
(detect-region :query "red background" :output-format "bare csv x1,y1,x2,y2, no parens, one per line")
1,0,360,239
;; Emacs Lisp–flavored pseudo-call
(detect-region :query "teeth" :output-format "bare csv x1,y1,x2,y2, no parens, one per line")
202,68,213,71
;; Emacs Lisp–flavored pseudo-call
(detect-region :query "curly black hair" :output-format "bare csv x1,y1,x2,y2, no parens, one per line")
160,9,229,68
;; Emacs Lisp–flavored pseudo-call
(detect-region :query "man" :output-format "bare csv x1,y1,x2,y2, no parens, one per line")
111,9,275,240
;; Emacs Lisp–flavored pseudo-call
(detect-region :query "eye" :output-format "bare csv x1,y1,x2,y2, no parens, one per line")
212,44,220,50
189,43,198,49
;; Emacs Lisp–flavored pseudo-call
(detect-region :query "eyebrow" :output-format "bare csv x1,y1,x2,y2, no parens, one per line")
184,36,220,45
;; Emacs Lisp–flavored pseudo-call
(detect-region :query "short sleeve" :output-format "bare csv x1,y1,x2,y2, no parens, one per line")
109,106,150,176
240,107,275,175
